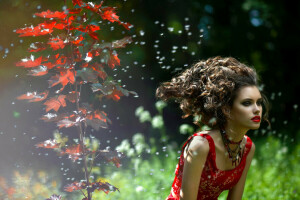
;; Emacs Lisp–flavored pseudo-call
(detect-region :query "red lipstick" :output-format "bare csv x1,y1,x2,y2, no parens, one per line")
251,116,261,122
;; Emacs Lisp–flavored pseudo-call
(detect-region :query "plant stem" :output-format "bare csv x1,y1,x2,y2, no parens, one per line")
66,1,92,196
75,82,92,200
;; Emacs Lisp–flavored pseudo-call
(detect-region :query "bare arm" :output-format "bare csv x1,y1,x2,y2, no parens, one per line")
180,136,210,200
227,142,256,200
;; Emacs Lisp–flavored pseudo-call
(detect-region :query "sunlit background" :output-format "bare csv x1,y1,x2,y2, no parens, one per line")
0,0,299,199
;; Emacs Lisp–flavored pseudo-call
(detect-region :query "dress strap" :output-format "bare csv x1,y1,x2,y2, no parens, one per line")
243,135,253,157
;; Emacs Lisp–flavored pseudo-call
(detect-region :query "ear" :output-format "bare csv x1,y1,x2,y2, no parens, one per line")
222,106,231,119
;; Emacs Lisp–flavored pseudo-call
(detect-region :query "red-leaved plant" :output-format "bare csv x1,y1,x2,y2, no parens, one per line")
15,0,136,199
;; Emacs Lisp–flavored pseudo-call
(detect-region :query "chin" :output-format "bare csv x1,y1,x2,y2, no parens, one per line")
250,124,261,130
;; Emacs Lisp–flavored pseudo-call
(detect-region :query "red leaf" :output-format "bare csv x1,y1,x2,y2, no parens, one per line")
85,2,103,13
35,10,67,19
112,36,133,48
44,95,67,112
15,24,54,37
120,21,132,30
28,65,48,76
98,149,124,168
105,88,123,101
72,0,85,6
40,113,61,122
100,7,132,30
75,25,100,40
74,25,86,32
48,38,66,50
106,156,121,168
64,181,86,192
68,8,82,14
88,32,98,40
16,55,43,68
43,62,56,70
66,91,79,103
71,35,84,46
93,110,108,122
80,62,89,68
85,110,111,130
87,25,100,40
64,180,119,194
89,180,119,194
91,48,102,57
48,69,76,89
28,42,47,52
101,7,120,23
17,90,49,102
78,107,87,115
90,62,107,80
87,24,100,32
55,54,67,66
35,139,60,149
107,53,120,69
57,113,80,128
62,144,83,161
73,48,82,62
60,16,76,27
57,118,78,129
39,21,57,29
53,22,66,30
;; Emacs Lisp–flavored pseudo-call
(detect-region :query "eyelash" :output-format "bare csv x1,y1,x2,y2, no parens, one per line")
243,101,262,106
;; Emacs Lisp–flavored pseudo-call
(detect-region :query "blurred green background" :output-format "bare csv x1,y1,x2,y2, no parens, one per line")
0,0,299,199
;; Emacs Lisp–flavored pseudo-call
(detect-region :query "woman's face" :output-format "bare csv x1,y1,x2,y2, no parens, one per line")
228,86,263,130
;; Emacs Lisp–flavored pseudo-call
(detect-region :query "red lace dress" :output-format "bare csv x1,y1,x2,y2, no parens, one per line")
166,132,253,200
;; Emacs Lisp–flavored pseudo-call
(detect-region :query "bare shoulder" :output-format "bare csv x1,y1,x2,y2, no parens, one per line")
180,133,210,199
243,138,255,165
248,140,256,158
184,133,210,159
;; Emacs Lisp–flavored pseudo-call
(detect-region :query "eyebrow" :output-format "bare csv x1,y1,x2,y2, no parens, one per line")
242,98,263,101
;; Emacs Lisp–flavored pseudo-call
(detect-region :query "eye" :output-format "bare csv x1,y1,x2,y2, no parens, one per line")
242,99,263,106
242,101,251,106
257,100,263,106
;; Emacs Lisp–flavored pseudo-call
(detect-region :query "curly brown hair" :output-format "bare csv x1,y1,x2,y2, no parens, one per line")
155,56,270,129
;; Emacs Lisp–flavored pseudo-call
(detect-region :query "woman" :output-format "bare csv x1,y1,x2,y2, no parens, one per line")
156,56,270,200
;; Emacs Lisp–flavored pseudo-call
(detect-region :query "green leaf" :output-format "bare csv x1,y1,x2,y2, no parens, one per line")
139,110,151,123
155,101,167,113
76,68,98,82
151,115,164,129
179,124,194,135
135,106,144,117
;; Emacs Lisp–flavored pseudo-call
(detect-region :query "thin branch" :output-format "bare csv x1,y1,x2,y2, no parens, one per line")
80,189,87,199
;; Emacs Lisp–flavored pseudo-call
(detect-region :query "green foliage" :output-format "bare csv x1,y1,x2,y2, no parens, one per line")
100,132,300,200
100,101,300,199
6,101,298,200
179,124,194,135
135,106,152,123
90,138,179,200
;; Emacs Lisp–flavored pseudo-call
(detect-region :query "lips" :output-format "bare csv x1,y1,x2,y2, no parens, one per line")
251,116,261,122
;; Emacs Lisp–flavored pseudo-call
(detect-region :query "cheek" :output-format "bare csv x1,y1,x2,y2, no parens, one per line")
232,106,250,118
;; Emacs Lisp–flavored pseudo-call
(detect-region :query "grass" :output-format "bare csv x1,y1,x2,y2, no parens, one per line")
90,132,299,200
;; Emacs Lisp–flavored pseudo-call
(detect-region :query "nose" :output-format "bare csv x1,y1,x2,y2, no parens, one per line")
253,104,261,114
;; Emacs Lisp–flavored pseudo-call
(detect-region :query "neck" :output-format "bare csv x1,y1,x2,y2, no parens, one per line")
222,124,248,143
